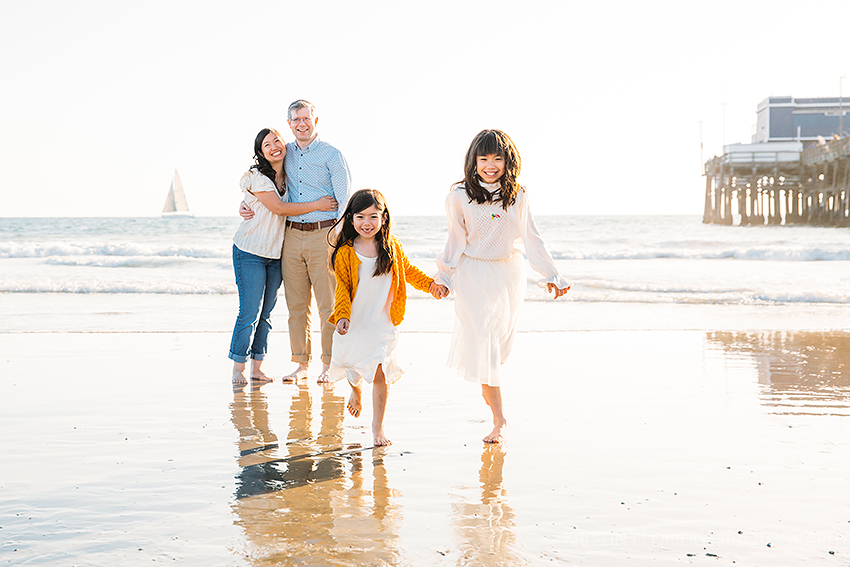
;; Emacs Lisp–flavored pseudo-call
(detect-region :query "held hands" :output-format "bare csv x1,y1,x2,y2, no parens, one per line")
336,318,349,335
317,196,338,212
429,281,449,299
239,201,254,220
546,282,570,299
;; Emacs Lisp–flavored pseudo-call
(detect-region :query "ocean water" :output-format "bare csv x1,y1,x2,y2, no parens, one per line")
1,215,850,333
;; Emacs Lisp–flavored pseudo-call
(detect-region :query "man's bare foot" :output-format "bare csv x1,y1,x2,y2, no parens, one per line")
317,363,331,384
347,386,362,418
232,362,248,385
251,372,273,383
282,364,309,383
373,430,392,447
483,422,506,444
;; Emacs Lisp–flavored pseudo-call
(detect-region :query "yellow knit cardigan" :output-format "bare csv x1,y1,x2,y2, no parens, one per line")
329,236,434,327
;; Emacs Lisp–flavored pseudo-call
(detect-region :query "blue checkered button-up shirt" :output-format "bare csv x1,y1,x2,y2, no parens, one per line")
284,136,351,223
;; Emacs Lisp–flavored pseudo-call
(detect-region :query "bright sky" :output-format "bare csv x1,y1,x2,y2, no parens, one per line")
2,0,849,217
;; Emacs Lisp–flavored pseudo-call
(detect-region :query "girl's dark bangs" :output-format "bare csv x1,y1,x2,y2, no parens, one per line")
349,191,381,214
474,132,507,157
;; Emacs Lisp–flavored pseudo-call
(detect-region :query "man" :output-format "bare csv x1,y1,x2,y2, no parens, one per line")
241,99,351,382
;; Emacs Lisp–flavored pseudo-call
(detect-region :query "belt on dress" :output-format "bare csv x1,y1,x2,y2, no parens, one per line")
285,219,336,231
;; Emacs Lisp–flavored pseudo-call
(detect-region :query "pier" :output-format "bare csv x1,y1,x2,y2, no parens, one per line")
703,139,850,227
703,96,850,227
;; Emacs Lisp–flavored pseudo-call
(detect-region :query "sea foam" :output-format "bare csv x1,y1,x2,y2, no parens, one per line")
0,241,227,259
0,279,234,294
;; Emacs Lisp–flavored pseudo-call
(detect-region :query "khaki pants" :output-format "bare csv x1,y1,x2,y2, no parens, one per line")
281,226,336,365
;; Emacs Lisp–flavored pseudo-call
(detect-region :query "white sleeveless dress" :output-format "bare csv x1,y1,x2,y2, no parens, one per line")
329,252,403,385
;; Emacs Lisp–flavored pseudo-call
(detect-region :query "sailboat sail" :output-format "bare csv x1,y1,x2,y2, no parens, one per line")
162,170,191,215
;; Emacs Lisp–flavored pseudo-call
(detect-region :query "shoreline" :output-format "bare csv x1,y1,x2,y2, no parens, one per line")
3,292,850,334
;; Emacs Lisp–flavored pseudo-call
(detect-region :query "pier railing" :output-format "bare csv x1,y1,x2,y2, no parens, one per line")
802,136,850,166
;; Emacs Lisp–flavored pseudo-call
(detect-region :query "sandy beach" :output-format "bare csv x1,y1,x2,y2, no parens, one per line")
2,324,848,566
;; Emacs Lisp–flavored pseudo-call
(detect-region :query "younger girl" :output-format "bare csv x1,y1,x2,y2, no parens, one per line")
230,128,337,385
434,129,571,443
327,189,442,446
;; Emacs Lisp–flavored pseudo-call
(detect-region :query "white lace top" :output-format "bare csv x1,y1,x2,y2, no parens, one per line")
435,182,571,292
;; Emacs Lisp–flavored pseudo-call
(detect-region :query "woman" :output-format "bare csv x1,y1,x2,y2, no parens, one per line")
230,128,337,385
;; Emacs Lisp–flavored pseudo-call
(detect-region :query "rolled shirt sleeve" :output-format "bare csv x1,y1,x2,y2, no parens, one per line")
328,149,352,217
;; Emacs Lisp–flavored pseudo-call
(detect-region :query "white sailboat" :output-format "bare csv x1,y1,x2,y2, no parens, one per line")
162,170,193,217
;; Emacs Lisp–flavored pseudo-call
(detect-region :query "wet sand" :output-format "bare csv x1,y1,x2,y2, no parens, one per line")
1,329,849,565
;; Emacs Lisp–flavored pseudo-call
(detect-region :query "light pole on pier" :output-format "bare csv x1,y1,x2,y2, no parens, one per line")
841,76,846,138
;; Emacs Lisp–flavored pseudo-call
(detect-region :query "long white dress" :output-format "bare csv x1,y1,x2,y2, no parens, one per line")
329,252,403,385
435,182,571,386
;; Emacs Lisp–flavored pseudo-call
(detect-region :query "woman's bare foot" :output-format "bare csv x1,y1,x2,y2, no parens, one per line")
347,384,363,418
282,363,309,383
483,421,506,444
373,430,392,447
317,363,331,384
251,360,273,382
232,362,248,385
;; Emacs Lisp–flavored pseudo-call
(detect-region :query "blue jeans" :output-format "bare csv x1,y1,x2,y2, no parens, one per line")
229,245,283,363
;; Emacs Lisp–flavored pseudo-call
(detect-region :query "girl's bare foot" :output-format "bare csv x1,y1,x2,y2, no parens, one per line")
373,430,392,447
371,366,390,445
347,383,363,418
483,422,506,444
481,385,506,443
232,362,248,385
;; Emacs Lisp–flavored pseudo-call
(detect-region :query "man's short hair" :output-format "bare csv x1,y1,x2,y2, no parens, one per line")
288,99,316,120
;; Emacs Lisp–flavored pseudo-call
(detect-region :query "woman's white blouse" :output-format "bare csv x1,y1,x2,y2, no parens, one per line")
435,183,571,292
232,169,287,259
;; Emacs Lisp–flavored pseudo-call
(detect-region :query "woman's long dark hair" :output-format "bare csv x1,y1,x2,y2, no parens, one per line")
252,128,285,194
329,189,394,276
458,129,521,210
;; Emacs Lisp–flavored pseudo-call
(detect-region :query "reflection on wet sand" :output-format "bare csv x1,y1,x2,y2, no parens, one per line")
229,383,401,564
328,448,402,563
231,383,280,469
706,330,850,415
451,444,519,566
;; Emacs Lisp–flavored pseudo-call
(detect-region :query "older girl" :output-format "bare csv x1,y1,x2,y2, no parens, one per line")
435,129,570,443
